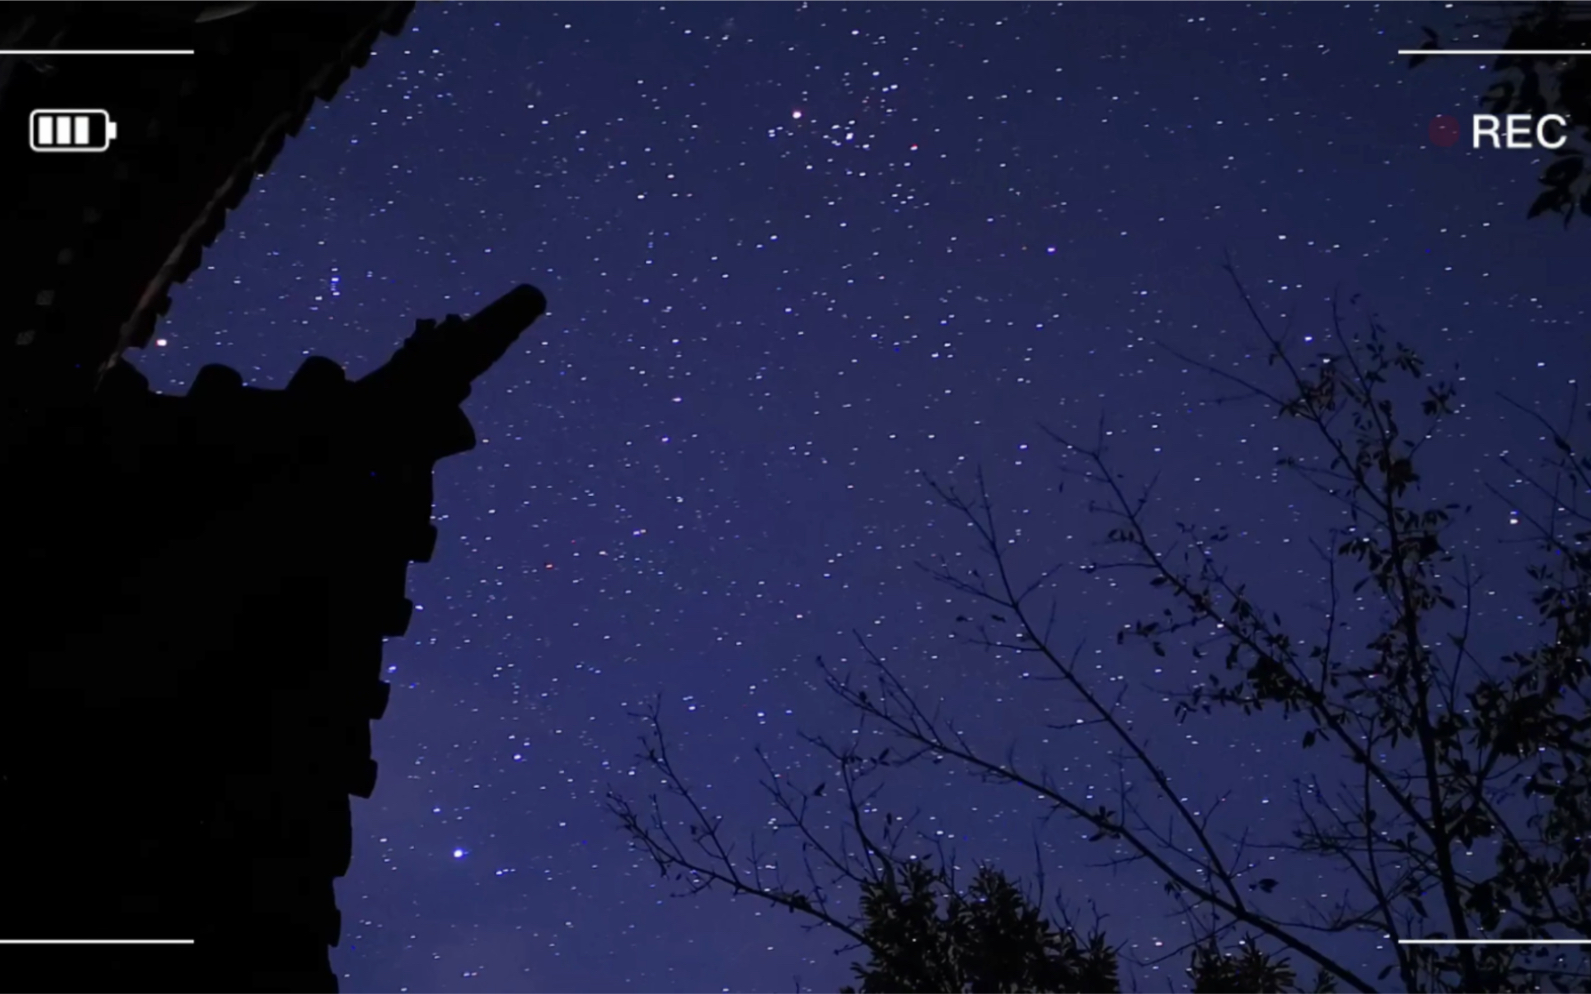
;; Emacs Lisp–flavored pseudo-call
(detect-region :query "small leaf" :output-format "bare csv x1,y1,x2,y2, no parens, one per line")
1529,187,1566,219
1303,730,1317,749
1542,156,1583,186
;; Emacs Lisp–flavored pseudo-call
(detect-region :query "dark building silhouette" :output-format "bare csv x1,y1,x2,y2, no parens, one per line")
0,5,544,991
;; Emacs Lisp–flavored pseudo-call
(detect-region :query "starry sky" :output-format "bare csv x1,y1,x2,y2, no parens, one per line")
132,3,1588,991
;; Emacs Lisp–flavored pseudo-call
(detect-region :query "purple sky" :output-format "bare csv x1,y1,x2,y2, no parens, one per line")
133,3,1587,991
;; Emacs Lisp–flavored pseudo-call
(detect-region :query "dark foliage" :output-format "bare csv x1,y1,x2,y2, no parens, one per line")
1188,939,1308,994
838,861,1119,994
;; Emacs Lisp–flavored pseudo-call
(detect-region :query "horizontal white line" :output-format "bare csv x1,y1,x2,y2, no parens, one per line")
0,939,195,945
1398,49,1591,56
1398,939,1588,945
0,50,195,56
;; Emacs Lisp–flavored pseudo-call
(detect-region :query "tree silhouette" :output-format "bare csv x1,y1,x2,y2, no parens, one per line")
609,261,1591,991
1410,1,1591,225
1188,938,1307,994
839,860,1119,993
610,714,1299,993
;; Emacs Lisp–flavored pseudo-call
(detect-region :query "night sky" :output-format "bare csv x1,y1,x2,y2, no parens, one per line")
132,3,1588,991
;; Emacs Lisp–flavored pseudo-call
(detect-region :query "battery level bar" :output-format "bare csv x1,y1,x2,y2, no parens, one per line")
28,109,118,152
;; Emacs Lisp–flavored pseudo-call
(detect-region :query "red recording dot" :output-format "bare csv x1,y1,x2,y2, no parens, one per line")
1429,114,1461,147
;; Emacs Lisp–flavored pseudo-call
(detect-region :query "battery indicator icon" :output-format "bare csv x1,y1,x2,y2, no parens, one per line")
29,109,118,152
